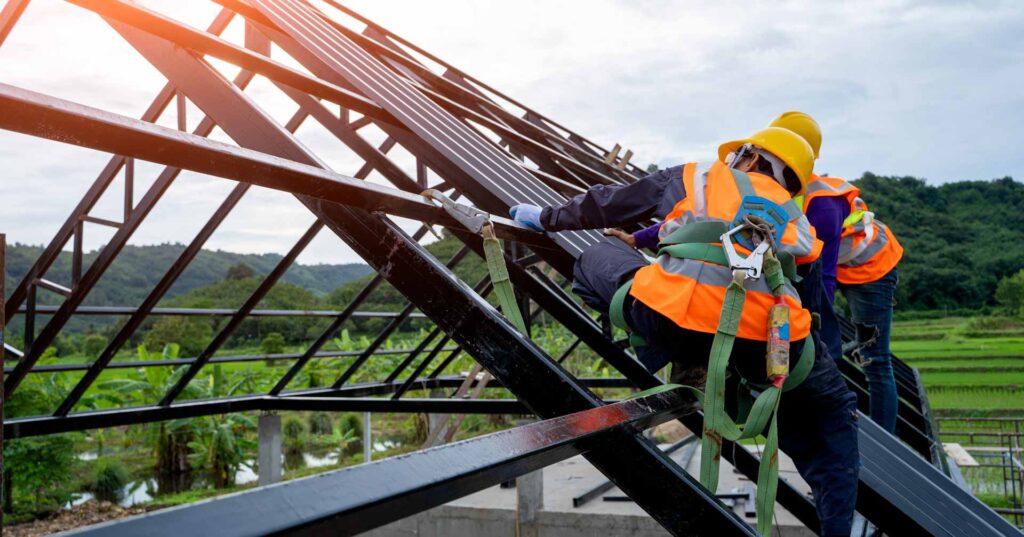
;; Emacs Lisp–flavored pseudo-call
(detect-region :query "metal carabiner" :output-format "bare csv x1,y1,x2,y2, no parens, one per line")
721,224,770,280
421,189,495,238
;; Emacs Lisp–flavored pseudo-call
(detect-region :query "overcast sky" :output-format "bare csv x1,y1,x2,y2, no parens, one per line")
1,0,1022,265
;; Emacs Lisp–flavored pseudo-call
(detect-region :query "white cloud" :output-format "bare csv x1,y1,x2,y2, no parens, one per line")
1,0,1022,264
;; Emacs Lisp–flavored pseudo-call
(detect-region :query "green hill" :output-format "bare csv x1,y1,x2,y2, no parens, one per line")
4,243,372,306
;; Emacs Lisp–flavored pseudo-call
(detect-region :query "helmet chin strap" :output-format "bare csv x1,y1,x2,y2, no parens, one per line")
751,147,789,189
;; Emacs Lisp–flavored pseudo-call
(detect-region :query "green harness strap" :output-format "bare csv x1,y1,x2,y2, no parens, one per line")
481,229,529,336
615,248,814,536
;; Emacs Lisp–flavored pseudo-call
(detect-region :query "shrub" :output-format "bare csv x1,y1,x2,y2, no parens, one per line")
339,413,363,454
339,413,362,437
92,458,131,503
283,416,306,456
308,412,333,436
224,262,256,281
261,332,286,356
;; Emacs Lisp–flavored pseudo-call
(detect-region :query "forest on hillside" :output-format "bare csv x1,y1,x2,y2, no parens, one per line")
854,174,1024,311
3,243,372,305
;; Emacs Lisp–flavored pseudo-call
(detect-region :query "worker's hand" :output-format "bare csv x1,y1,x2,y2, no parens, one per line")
603,228,636,247
509,204,544,231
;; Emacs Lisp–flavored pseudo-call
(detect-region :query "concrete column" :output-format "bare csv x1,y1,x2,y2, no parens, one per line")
515,417,542,537
363,412,372,463
258,413,282,486
516,468,543,537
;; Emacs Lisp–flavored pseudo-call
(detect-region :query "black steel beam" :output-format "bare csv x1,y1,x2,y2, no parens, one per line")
0,43,804,537
5,377,632,439
332,246,470,388
317,0,646,177
0,83,547,250
268,396,529,414
574,435,697,508
158,221,324,406
5,347,460,374
63,389,717,537
54,184,250,416
1,8,237,376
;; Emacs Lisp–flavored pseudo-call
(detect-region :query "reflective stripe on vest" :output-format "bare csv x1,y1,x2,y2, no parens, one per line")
632,161,816,342
803,175,860,207
801,176,904,284
837,205,876,265
654,256,802,302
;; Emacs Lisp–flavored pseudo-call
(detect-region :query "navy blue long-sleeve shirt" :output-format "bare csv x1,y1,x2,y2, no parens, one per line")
804,196,849,302
539,165,685,231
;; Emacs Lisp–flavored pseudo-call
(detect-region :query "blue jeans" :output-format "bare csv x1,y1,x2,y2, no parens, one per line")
573,243,859,536
840,268,898,433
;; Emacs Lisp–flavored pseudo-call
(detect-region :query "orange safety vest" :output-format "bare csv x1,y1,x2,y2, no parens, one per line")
802,174,903,285
630,161,821,342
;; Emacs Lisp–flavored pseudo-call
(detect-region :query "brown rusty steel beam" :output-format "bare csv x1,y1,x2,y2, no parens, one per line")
65,0,399,127
0,0,31,47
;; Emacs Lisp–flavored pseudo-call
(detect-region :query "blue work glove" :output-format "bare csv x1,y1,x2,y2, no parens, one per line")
509,204,545,231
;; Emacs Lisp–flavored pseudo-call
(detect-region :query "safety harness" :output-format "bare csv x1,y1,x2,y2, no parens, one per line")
609,180,814,536
422,189,528,335
425,186,812,536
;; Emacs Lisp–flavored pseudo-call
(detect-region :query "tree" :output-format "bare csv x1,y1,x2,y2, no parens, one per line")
144,316,213,356
995,269,1024,316
83,334,108,358
261,332,286,355
224,262,255,281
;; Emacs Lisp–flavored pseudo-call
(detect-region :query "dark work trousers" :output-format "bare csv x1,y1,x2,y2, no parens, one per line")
572,242,860,537
840,268,899,434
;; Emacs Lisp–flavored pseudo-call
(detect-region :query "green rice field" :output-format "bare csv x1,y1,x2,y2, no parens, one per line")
892,317,1024,414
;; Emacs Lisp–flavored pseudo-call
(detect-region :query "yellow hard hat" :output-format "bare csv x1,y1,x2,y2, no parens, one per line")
768,111,821,159
718,127,815,196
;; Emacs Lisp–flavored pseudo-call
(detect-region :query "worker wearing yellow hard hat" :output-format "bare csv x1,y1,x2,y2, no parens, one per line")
772,111,904,438
508,123,860,537
718,125,817,196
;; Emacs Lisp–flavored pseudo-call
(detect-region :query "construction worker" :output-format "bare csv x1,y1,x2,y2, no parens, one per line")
772,111,904,434
599,112,905,435
511,127,859,537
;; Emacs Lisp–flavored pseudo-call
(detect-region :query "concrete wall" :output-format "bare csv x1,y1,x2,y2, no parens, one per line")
364,505,671,537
